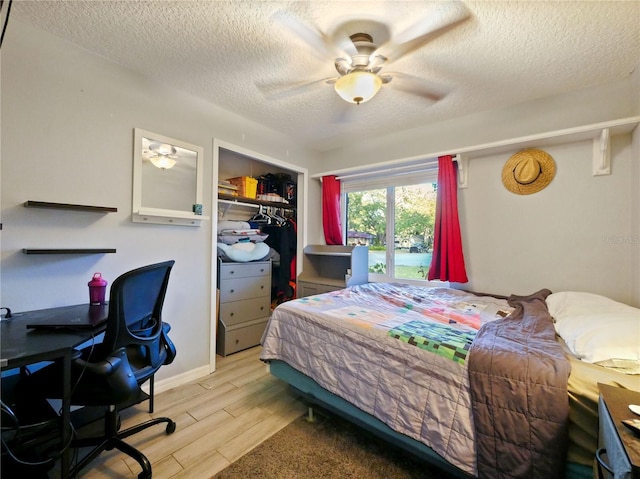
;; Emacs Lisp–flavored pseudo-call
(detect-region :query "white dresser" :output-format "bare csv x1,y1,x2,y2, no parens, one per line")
217,260,271,356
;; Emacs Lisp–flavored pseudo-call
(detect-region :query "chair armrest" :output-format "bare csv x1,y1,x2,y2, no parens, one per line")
74,349,126,376
72,347,139,405
161,322,176,365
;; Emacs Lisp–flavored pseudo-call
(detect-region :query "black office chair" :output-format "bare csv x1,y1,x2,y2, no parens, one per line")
19,260,177,479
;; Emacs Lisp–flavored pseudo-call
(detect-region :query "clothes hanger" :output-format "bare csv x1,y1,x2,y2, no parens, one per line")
268,207,286,226
250,205,271,224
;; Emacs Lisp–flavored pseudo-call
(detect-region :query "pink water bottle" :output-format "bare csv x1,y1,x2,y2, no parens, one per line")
88,272,108,305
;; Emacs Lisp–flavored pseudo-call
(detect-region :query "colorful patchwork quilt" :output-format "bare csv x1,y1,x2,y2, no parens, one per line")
260,283,514,475
388,320,476,365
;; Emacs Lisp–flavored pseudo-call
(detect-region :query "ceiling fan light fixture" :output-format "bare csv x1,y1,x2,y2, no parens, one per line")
148,142,177,156
149,156,177,170
334,71,382,105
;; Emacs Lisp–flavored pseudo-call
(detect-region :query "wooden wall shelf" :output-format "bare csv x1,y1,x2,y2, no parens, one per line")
22,201,117,255
312,116,640,186
22,248,117,255
24,201,118,213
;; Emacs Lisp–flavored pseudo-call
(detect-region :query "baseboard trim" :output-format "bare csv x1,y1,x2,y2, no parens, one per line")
141,365,210,395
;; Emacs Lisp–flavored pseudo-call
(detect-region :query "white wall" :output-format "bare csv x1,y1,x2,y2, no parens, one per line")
0,22,319,381
307,74,640,306
458,134,638,306
631,120,640,306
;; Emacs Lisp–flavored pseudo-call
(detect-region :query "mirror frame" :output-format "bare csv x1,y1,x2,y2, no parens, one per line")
132,128,207,226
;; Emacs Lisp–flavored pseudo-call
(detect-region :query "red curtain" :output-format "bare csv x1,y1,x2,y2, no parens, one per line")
322,175,344,245
428,155,468,283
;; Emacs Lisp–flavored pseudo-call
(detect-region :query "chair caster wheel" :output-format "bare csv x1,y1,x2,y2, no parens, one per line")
166,421,176,434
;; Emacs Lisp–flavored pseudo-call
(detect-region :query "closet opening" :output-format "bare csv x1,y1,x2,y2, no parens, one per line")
211,139,307,369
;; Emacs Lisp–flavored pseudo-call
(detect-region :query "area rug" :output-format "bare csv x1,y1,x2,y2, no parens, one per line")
214,409,454,479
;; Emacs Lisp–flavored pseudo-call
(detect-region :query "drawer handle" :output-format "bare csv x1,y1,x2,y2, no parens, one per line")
230,289,235,293
595,448,614,478
260,285,264,289
229,271,235,275
260,306,264,311
260,268,264,272
230,312,234,317
235,339,239,344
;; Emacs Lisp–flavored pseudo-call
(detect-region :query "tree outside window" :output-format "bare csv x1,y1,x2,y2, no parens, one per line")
346,183,437,281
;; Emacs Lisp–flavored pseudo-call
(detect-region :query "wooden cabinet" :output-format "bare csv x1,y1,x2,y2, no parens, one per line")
217,260,271,356
597,384,640,479
297,245,368,298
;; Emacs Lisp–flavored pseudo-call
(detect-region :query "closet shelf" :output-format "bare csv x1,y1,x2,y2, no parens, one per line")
24,201,118,213
218,193,296,217
218,193,295,210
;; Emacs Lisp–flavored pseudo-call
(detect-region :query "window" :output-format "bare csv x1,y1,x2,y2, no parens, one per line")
343,165,438,282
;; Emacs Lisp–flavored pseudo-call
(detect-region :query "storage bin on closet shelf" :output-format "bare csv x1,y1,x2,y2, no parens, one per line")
227,176,258,199
218,180,238,196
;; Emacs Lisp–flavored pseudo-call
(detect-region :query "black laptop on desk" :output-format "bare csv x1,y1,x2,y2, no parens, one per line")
24,303,109,331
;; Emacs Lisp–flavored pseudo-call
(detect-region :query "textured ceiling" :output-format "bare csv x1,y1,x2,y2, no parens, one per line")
10,0,640,152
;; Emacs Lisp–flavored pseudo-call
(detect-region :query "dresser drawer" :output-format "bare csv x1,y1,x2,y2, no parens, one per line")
298,281,343,298
220,296,270,326
217,318,268,356
220,276,270,303
219,261,270,280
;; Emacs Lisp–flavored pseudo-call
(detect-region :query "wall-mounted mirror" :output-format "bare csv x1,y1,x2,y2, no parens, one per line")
132,128,207,226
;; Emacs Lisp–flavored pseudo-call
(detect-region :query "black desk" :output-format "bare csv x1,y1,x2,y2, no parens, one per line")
1,303,108,479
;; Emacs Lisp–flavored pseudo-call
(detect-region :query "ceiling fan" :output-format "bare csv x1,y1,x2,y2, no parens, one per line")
271,0,472,106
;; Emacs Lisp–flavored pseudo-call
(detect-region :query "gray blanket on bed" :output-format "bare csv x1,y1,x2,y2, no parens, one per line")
468,289,571,479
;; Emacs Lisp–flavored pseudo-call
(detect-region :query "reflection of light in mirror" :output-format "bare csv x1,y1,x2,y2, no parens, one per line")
150,156,177,170
145,141,178,170
150,143,176,156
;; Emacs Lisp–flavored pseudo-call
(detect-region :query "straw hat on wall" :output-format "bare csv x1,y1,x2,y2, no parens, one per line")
502,149,556,195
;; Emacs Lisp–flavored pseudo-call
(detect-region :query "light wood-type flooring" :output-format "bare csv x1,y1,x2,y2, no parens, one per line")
54,346,306,479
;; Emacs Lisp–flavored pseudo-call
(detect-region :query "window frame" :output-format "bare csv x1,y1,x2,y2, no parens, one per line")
341,172,446,286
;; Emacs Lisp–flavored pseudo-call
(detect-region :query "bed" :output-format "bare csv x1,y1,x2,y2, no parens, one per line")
260,283,640,479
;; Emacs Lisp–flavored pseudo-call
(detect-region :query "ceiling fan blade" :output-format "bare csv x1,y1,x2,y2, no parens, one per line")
272,10,336,60
332,19,390,60
376,0,471,64
368,54,387,71
256,77,336,101
384,72,449,102
333,30,359,58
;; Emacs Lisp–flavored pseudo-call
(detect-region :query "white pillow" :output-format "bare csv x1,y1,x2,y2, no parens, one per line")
546,292,640,364
217,242,270,262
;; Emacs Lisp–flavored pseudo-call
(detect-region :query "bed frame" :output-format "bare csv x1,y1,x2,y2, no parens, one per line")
268,360,592,479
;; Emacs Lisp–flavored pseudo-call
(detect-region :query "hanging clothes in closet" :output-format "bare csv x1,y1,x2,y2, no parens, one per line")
261,215,297,308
